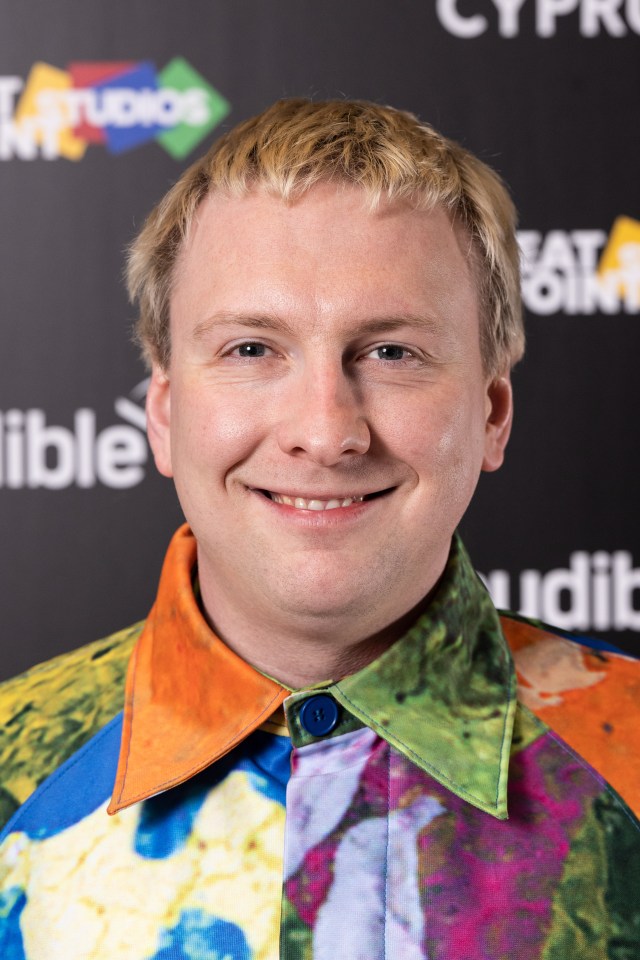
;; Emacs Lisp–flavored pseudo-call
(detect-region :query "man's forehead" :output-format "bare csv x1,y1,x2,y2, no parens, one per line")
174,181,473,288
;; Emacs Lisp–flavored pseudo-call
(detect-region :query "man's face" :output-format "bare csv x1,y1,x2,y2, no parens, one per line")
147,183,512,633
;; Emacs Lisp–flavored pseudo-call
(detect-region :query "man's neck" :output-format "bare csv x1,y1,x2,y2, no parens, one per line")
197,574,437,689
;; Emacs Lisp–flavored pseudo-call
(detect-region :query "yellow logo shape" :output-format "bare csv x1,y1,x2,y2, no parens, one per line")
14,62,87,161
598,216,640,308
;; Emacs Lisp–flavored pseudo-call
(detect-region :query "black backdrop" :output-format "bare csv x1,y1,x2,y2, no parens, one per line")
1,0,639,681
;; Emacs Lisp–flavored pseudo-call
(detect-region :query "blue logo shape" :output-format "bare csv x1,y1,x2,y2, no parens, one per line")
98,61,162,154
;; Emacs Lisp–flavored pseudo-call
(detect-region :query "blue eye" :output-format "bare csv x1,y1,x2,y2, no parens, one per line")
375,345,409,361
236,342,267,358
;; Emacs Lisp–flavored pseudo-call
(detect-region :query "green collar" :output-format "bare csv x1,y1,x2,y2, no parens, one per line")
287,534,516,820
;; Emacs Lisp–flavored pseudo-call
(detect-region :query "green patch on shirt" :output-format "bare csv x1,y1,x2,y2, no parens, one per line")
0,623,142,829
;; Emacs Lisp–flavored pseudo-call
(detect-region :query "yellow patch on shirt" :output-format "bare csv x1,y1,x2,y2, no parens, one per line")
3,771,284,960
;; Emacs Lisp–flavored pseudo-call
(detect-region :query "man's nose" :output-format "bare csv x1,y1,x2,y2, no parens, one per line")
276,362,371,466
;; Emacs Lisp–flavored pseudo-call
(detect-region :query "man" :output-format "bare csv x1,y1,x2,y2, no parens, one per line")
1,99,638,959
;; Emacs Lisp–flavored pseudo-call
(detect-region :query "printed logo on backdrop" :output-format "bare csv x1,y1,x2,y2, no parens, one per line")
0,59,230,161
436,0,640,37
0,380,149,490
518,217,640,315
480,551,640,632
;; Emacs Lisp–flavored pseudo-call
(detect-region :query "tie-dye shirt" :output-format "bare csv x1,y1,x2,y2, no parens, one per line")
1,525,639,959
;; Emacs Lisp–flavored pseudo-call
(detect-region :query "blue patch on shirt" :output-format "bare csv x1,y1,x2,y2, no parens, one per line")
134,782,208,859
237,730,290,806
134,729,291,859
0,713,291,857
0,714,123,842
149,909,251,960
0,887,28,959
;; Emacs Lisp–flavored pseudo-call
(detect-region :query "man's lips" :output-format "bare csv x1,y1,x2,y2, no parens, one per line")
253,488,394,511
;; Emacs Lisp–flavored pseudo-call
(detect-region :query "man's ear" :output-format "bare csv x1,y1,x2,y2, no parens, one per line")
146,364,173,478
482,375,513,473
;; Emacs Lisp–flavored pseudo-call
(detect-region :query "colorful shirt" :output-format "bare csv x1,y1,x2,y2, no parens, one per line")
1,525,639,959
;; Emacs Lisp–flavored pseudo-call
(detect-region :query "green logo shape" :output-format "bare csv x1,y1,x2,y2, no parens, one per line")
156,56,230,160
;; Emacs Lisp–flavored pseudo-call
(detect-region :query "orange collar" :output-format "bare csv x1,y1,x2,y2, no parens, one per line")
108,525,289,814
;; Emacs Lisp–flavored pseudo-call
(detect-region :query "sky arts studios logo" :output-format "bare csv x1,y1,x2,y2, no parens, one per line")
0,58,230,161
436,0,640,37
0,381,150,490
518,216,640,315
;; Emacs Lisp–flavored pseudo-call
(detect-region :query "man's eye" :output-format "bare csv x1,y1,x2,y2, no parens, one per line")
233,342,269,358
368,345,413,362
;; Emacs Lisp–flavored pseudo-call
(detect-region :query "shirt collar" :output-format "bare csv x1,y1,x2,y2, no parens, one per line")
109,525,516,820
108,525,289,814
324,534,516,819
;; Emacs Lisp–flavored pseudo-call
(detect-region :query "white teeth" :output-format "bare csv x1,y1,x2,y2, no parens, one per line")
269,493,365,510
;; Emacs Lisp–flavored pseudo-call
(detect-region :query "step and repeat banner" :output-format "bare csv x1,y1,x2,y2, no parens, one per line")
1,0,638,680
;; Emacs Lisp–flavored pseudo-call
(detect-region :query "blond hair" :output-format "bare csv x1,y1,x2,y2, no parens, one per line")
127,98,524,375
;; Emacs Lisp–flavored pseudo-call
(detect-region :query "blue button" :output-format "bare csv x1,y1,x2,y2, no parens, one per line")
299,695,339,737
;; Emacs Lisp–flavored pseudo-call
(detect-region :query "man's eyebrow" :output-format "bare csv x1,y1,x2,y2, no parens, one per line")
351,315,441,335
191,313,297,340
192,312,442,341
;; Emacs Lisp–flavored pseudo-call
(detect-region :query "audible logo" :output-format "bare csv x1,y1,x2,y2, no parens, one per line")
481,551,640,631
436,0,640,37
0,386,148,489
518,218,640,315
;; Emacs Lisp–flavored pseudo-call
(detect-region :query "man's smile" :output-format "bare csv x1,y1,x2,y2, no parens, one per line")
254,488,394,511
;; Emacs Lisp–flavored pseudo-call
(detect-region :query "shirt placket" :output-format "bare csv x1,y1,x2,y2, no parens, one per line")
281,692,388,960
